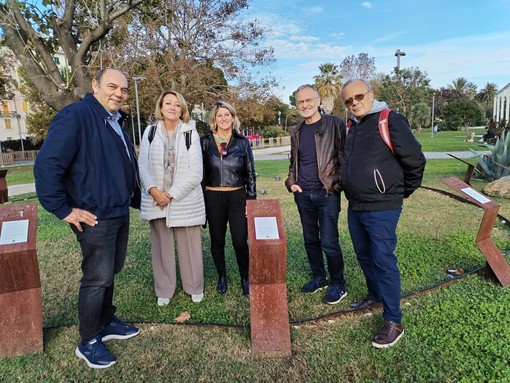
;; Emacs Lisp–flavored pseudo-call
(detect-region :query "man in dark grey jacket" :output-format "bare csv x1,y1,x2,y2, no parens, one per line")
285,84,347,305
34,68,140,369
341,79,426,349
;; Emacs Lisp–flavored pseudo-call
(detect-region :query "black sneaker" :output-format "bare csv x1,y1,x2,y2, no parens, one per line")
101,316,140,341
322,285,347,305
349,297,381,310
300,278,328,293
75,335,116,369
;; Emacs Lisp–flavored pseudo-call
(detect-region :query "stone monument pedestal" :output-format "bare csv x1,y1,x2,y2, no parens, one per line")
0,169,8,204
0,204,42,358
247,199,291,356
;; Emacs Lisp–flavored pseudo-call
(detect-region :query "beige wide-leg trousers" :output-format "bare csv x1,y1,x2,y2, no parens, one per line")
149,218,204,299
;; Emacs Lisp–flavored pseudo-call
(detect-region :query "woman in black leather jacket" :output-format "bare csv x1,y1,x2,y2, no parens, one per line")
201,101,257,296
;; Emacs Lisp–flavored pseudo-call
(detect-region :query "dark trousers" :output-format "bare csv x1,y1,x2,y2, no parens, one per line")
347,207,402,323
72,215,129,341
205,189,249,279
294,190,346,287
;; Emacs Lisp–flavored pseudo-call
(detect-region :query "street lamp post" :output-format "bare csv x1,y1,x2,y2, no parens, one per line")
394,49,406,71
431,94,435,137
133,76,146,145
278,110,281,126
15,113,24,160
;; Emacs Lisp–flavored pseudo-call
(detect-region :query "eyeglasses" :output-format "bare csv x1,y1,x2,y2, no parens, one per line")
344,91,371,107
296,97,318,106
220,142,228,156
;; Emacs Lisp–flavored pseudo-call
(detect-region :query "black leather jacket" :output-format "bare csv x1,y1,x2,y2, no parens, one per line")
201,130,257,199
285,114,346,195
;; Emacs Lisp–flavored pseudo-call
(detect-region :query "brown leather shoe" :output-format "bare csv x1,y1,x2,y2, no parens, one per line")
349,297,380,310
372,320,404,348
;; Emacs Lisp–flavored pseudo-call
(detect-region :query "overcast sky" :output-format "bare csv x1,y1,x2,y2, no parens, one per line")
245,0,510,103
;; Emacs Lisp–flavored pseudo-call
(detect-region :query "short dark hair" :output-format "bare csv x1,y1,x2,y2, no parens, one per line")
94,68,125,84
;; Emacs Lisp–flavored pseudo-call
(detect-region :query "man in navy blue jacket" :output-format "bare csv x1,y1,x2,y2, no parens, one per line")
341,79,425,349
34,68,140,369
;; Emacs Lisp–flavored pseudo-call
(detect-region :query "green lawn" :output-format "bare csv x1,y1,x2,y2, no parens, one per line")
1,158,510,382
415,127,488,152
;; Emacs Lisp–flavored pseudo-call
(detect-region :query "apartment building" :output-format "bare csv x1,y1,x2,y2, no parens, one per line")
0,47,70,143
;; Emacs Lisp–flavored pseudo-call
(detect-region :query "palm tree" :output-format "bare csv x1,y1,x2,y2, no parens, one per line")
314,63,342,113
476,82,498,106
448,77,477,99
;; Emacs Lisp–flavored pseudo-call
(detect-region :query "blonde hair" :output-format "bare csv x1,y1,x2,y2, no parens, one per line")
154,90,190,123
208,101,241,132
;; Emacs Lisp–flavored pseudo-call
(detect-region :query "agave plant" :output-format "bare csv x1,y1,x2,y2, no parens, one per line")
469,129,510,180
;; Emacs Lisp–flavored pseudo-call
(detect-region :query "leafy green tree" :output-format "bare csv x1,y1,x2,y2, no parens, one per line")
314,63,342,114
289,93,296,107
379,67,433,118
0,0,144,111
410,101,431,133
442,98,484,131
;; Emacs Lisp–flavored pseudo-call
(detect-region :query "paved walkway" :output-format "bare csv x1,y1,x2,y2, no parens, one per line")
8,183,36,196
6,148,483,197
252,145,480,161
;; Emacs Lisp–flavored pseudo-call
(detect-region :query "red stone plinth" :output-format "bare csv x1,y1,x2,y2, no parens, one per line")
247,199,291,356
443,177,510,287
0,169,7,204
0,288,43,357
0,204,42,358
249,284,291,355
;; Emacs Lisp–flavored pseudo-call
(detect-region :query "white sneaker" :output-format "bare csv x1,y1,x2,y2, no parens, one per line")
191,293,204,303
157,297,170,306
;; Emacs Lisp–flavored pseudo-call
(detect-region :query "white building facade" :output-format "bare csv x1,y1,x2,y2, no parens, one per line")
0,48,70,142
493,83,510,124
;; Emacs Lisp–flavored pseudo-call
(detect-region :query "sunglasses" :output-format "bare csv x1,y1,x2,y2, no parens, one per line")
220,142,228,156
344,91,371,107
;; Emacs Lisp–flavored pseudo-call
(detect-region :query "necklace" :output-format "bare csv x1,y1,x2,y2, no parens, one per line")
214,133,230,144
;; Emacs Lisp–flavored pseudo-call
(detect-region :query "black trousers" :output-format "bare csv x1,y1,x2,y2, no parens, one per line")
204,188,249,279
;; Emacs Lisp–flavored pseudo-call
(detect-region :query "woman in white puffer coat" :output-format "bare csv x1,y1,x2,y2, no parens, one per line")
138,90,206,306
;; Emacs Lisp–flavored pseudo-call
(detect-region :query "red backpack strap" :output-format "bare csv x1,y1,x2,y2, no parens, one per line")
378,109,394,154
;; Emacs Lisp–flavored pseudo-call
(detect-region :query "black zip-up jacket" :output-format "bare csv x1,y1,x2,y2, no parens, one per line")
341,108,426,211
285,114,346,195
201,130,257,199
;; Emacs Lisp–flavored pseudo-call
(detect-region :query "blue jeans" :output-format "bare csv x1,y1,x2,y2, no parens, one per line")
347,207,402,323
294,190,345,287
72,215,129,341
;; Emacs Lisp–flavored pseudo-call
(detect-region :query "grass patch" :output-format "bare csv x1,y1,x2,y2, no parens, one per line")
4,164,35,185
1,157,510,382
414,127,487,152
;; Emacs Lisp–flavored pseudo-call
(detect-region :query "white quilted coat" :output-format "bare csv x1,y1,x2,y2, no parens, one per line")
138,120,206,227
